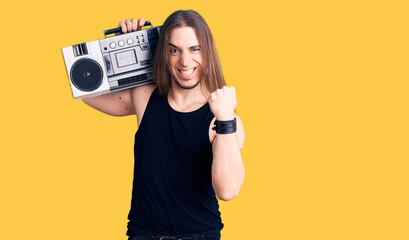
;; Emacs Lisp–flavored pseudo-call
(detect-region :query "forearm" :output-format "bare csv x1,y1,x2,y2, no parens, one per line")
212,133,245,201
208,86,245,201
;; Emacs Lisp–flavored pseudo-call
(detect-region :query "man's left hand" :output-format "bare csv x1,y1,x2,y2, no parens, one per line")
208,86,237,120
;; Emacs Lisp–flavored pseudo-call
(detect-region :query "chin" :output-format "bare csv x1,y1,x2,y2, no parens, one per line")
173,78,201,90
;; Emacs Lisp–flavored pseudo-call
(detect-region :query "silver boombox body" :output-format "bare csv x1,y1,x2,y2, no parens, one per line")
62,26,161,99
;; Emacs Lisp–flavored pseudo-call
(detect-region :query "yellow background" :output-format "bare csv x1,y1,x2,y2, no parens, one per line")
1,0,408,239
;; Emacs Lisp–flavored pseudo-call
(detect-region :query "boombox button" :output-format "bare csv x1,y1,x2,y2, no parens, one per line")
118,40,125,47
127,38,134,45
109,42,116,49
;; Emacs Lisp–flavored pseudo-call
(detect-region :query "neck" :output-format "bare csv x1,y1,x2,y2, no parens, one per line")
168,82,210,111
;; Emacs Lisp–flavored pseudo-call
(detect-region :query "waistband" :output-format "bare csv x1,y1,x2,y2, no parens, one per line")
129,233,208,240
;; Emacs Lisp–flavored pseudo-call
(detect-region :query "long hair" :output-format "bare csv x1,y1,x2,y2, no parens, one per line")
153,10,226,95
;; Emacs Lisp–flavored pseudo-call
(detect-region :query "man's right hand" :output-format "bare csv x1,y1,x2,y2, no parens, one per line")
118,17,146,34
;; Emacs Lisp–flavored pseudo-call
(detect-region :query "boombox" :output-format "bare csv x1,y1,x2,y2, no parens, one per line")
62,22,161,99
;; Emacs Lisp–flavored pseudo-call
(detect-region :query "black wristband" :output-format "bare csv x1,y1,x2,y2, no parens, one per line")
212,118,237,134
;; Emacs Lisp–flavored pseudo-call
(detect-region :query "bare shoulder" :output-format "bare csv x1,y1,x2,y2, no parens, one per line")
132,84,156,125
209,114,245,150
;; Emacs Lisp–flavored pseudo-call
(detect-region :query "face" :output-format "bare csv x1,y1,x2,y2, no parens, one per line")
168,27,203,90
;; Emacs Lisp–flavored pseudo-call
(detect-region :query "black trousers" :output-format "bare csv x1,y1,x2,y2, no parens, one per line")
128,233,209,240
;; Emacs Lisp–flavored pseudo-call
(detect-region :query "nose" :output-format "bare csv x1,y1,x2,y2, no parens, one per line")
178,51,191,67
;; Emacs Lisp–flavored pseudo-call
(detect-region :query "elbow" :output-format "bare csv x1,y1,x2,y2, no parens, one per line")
217,189,240,201
213,173,245,201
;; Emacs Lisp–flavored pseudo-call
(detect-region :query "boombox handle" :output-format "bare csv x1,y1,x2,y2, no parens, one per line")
103,21,152,37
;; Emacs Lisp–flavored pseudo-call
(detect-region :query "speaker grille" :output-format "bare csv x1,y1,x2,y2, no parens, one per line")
70,58,103,92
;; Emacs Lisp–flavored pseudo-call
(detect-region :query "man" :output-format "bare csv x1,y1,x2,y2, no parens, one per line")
82,10,245,240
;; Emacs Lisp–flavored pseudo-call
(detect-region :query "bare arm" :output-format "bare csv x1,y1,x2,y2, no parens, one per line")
211,114,245,201
208,86,245,201
82,88,135,116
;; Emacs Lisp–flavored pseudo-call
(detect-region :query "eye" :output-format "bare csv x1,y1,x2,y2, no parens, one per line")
191,47,201,52
170,48,180,54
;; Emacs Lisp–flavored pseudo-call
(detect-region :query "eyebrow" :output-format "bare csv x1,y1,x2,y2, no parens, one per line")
169,43,201,48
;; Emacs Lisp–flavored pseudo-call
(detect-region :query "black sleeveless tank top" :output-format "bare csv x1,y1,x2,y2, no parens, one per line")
127,88,223,240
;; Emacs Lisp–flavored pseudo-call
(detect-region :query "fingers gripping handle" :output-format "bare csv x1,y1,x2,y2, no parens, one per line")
103,21,152,36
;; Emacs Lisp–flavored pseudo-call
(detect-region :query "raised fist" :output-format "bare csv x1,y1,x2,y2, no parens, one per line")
208,86,237,121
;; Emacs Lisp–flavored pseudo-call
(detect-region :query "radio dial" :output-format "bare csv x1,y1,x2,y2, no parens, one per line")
118,40,125,47
109,42,116,49
127,38,133,45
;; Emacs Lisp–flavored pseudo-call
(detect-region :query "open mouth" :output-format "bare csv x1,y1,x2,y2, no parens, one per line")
177,67,197,79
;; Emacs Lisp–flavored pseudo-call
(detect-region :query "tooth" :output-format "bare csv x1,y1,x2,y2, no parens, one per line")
180,69,194,74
